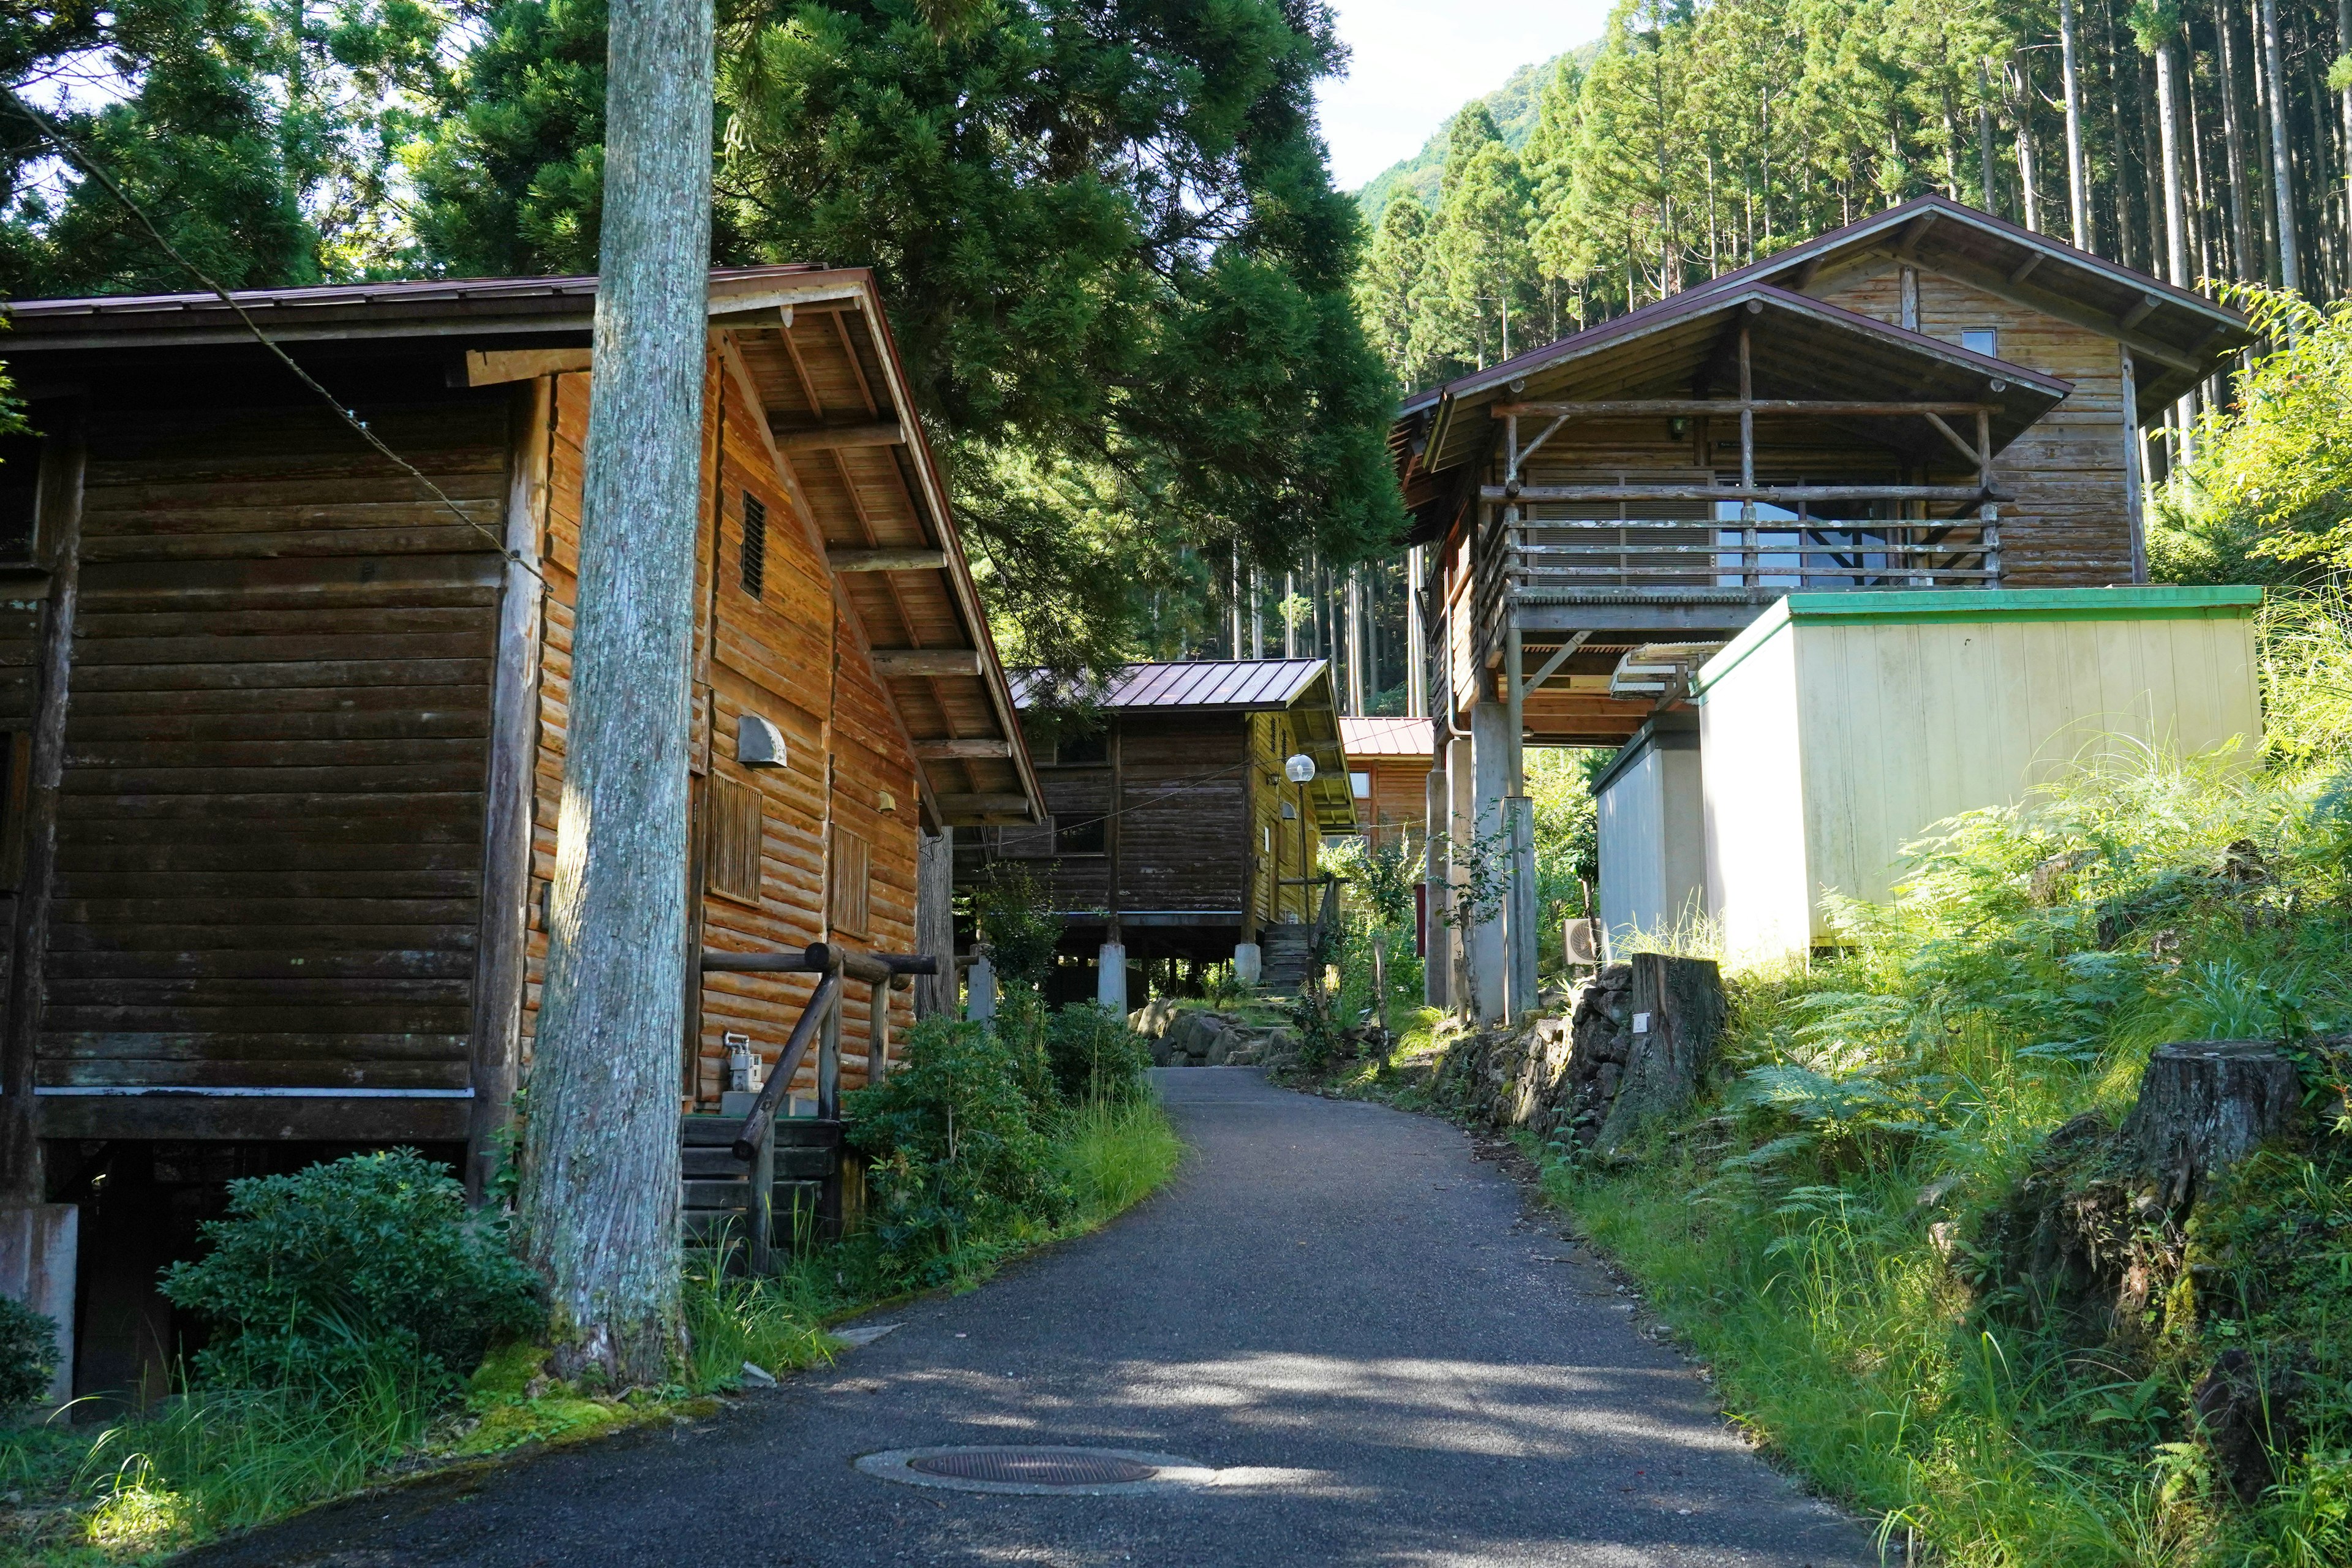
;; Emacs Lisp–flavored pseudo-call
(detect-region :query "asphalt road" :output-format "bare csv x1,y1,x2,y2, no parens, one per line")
183,1068,1877,1568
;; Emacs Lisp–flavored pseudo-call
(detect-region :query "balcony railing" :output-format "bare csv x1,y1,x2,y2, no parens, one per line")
1501,516,2000,600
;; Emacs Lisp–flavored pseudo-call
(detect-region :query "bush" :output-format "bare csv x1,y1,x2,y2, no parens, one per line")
0,1294,58,1412
1044,1003,1152,1103
847,1016,1074,1283
160,1150,540,1395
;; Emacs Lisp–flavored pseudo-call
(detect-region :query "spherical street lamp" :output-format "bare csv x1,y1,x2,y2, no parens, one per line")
1283,753,1317,784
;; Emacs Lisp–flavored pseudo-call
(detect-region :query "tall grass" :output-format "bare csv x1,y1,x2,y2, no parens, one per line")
1056,1093,1185,1216
1540,600,2352,1567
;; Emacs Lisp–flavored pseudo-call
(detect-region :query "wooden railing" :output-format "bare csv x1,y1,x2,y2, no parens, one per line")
1503,516,2000,598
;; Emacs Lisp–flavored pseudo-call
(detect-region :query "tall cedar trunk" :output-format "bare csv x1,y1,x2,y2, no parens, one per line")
1978,58,2001,212
2219,0,2258,278
2158,40,2190,287
2184,21,2214,285
2107,4,2135,266
2260,0,2301,290
2341,0,2352,274
521,0,714,1385
2013,55,2043,232
2060,0,2092,247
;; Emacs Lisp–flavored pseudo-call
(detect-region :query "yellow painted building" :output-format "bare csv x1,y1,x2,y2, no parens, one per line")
1693,587,2264,961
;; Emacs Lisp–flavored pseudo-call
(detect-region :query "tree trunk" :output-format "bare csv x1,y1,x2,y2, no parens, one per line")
1594,955,1727,1155
2060,0,2092,247
520,0,714,1387
2340,0,2352,279
2124,1041,2303,1210
2260,0,2302,290
2157,40,2189,287
2013,55,2043,232
1978,58,2000,214
2219,0,2258,279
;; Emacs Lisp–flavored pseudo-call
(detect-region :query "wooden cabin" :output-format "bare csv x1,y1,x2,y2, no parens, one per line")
1392,195,2252,1019
0,266,1039,1397
957,660,1354,997
1339,717,1433,850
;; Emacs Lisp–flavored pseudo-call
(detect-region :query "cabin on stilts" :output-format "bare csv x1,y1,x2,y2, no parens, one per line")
1394,195,2256,1009
957,660,1355,1005
0,266,1040,1401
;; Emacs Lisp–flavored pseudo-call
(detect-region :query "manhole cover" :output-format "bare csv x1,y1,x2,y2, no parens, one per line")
857,1445,1218,1496
908,1449,1155,1485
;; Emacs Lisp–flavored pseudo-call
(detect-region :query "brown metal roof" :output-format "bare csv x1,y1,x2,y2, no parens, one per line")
1011,659,1329,712
1341,717,1436,758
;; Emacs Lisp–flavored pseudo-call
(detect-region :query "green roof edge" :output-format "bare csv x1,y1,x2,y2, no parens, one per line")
1691,586,2264,696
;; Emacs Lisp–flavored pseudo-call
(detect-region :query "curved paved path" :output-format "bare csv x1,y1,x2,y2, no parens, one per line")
186,1069,1875,1567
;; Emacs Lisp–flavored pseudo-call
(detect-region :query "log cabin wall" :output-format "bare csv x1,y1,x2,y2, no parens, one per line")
519,352,919,1111
36,373,509,1137
1814,266,2134,585
1113,713,1248,920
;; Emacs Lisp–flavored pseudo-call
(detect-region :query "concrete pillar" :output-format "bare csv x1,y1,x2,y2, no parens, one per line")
965,956,996,1022
1506,794,1539,1018
1233,943,1262,987
1468,701,1510,1025
0,1204,77,1406
1096,942,1128,1012
1422,767,1449,1009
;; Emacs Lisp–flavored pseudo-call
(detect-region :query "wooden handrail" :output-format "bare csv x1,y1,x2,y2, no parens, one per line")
731,969,840,1161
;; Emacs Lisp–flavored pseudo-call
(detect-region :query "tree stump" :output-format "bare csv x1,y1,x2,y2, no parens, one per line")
1596,955,1728,1155
2124,1041,2303,1210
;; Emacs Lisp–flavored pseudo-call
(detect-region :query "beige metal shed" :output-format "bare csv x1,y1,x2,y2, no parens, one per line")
1693,586,2264,962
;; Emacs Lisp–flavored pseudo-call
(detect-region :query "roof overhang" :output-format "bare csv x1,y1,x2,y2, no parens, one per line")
1395,282,2071,542
0,266,1045,829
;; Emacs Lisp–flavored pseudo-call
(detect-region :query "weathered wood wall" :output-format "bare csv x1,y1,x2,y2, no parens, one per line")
521,355,918,1109
37,388,507,1131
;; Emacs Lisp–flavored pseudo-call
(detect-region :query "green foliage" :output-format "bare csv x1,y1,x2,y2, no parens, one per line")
1053,1092,1185,1217
160,1150,541,1395
2,0,454,295
0,1293,57,1413
969,859,1061,988
1528,747,1604,927
1541,592,2352,1564
847,1015,1074,1285
1043,1002,1152,1104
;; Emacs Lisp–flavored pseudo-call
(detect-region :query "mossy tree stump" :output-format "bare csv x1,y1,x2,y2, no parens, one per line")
2123,1041,2302,1210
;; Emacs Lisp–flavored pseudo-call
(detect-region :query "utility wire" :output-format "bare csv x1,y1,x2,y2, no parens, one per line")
1,86,547,587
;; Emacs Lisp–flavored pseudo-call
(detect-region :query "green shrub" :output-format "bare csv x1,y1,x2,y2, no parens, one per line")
848,1016,1074,1284
0,1294,58,1412
1044,1002,1152,1102
161,1150,540,1395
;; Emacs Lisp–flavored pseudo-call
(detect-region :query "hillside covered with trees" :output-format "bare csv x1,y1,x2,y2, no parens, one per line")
1360,0,2352,401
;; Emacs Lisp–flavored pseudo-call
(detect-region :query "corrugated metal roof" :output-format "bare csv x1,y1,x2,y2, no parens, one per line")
1,263,827,323
1342,717,1436,758
1009,660,1327,711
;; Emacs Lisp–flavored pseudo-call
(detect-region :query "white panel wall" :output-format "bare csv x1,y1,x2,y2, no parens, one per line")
1697,628,1814,965
1596,740,1706,953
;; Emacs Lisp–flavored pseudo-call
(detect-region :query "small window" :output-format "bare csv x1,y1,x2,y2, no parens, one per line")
829,828,872,936
0,434,40,563
1350,771,1372,799
1263,825,1272,854
1053,729,1108,766
707,775,764,903
1961,328,1998,357
1055,814,1106,855
740,492,767,599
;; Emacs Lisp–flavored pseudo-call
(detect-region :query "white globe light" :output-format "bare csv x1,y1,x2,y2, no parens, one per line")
1283,753,1317,784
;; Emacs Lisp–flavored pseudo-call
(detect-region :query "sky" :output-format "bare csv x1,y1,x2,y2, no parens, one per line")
1313,0,1614,192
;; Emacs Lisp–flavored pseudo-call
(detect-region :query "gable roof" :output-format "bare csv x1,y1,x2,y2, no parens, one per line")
1667,194,2245,409
0,265,1044,829
1010,659,1330,712
1342,716,1436,758
1395,281,2072,532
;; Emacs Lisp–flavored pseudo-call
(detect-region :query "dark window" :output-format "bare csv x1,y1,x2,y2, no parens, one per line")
1055,729,1107,766
741,492,767,599
1055,815,1106,854
0,434,40,562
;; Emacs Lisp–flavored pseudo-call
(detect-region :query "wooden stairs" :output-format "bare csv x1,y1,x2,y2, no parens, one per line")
680,1111,845,1261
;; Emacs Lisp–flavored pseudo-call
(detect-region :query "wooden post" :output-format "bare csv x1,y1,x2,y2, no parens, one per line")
1738,327,1757,589
2121,347,2148,583
469,379,552,1197
747,1120,775,1276
1406,546,1427,719
0,420,84,1204
914,827,954,1019
1976,407,2002,585
816,980,843,1240
868,978,891,1083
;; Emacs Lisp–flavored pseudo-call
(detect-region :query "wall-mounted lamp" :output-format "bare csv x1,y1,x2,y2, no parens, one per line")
737,712,788,769
1667,417,1691,441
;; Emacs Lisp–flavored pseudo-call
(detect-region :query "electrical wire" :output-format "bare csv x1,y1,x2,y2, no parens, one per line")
1,86,547,587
